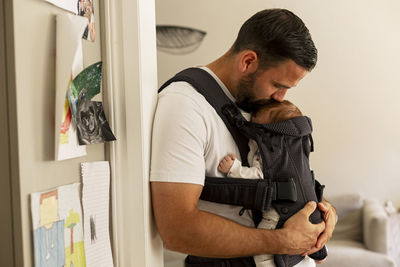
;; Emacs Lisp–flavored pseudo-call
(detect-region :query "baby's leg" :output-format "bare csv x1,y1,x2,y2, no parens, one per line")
254,209,280,267
258,208,280,230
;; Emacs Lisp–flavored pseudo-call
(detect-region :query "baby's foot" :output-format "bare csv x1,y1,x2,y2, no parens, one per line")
218,153,235,174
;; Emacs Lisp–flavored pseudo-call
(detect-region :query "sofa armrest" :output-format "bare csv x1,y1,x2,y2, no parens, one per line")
363,199,389,254
387,213,400,266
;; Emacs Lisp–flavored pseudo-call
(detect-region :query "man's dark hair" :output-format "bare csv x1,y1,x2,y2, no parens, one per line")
231,9,317,71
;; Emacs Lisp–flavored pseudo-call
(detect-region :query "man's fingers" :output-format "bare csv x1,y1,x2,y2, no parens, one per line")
315,259,326,264
301,201,317,216
315,221,325,235
317,202,328,212
316,231,329,249
302,245,320,256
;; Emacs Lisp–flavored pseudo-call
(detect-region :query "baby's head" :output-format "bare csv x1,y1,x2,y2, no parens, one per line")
251,100,303,124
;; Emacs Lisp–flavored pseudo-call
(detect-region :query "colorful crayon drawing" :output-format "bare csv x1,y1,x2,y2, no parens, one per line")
31,183,86,267
33,190,65,267
65,209,86,267
60,99,72,144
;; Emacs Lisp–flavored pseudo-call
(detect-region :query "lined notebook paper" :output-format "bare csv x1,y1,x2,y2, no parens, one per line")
81,161,114,267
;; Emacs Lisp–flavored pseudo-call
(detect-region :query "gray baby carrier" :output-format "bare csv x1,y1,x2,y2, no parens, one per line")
159,68,327,267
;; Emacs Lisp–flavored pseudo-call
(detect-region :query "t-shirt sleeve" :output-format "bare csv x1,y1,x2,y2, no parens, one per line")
150,86,207,185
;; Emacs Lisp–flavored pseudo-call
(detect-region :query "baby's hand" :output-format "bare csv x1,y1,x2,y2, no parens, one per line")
218,153,235,174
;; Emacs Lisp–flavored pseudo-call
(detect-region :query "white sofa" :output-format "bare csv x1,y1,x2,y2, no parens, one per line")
320,193,399,267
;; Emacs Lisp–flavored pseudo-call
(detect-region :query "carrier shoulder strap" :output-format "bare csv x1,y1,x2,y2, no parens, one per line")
159,67,250,166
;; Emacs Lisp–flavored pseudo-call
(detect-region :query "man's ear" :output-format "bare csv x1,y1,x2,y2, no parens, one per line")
239,50,259,74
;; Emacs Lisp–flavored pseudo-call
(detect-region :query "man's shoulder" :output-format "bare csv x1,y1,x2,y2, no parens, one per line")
158,80,211,111
159,80,202,97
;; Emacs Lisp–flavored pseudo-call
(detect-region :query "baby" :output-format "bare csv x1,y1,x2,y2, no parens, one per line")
218,100,311,267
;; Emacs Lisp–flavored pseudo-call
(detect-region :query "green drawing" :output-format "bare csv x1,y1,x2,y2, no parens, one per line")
64,209,86,267
73,61,102,100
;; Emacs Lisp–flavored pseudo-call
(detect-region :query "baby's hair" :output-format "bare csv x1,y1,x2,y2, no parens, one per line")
251,100,303,124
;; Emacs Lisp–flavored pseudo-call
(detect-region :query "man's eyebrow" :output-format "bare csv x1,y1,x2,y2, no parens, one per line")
273,81,291,89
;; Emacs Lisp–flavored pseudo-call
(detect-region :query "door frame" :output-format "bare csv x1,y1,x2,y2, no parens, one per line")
100,0,164,266
0,0,23,266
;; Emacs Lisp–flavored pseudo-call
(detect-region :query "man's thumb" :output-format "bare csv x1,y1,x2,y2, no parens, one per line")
302,201,317,216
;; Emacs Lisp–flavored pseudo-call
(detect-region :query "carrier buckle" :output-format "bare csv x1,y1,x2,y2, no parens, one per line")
254,180,273,212
274,178,297,202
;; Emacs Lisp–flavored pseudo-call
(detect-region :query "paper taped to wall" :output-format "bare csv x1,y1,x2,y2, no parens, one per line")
45,0,96,41
81,161,114,267
55,13,87,161
31,183,86,267
67,62,116,145
45,0,77,14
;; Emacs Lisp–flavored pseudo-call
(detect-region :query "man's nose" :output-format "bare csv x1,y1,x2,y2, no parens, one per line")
271,89,288,102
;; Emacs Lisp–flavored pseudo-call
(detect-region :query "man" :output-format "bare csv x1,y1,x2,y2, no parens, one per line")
151,8,336,267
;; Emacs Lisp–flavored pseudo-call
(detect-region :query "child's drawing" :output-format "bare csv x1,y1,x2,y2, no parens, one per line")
33,190,65,267
31,183,86,267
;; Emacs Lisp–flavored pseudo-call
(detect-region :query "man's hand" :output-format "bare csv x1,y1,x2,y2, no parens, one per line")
280,201,325,255
302,198,337,257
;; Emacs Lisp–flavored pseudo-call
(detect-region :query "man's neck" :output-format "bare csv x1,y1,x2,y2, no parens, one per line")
206,53,238,98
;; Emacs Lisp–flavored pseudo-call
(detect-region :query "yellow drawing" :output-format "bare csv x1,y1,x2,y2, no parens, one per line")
65,209,86,267
60,99,72,145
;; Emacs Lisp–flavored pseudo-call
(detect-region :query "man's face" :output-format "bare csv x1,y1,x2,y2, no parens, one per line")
236,59,308,112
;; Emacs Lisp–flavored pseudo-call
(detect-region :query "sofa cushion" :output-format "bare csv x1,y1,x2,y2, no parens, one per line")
320,240,396,267
327,193,364,242
326,193,364,218
331,208,363,242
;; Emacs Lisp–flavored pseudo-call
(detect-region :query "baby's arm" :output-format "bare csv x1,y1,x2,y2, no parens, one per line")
218,153,263,179
218,153,236,174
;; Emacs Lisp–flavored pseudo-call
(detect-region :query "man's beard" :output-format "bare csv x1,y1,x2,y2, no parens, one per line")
235,72,274,113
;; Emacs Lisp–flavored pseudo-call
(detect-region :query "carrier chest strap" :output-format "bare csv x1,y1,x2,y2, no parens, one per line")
158,67,250,166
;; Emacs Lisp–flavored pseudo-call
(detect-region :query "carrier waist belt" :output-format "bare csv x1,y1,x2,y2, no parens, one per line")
200,177,297,212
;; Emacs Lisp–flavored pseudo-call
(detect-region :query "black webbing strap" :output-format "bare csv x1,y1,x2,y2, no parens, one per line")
158,67,250,166
200,177,297,212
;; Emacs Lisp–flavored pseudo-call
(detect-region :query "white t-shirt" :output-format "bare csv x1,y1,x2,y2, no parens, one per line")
151,67,255,227
150,67,315,267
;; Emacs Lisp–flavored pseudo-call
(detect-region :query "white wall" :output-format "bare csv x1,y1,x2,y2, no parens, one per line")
156,0,400,207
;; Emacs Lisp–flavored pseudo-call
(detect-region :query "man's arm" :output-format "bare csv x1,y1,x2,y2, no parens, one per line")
151,181,325,258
